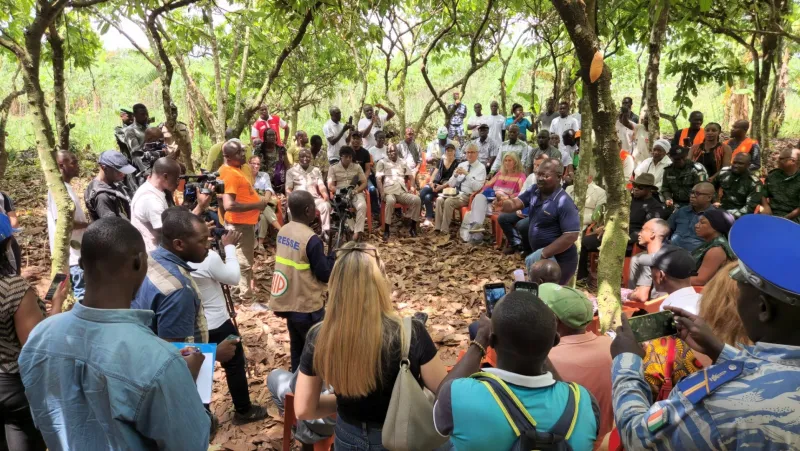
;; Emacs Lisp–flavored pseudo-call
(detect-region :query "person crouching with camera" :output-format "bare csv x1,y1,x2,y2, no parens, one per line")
270,191,335,372
326,146,368,241
188,229,269,424
218,139,271,302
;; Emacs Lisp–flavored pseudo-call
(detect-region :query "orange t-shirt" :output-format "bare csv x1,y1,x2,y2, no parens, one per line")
218,164,260,225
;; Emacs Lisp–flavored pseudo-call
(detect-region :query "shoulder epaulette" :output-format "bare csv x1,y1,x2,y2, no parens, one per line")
677,361,743,404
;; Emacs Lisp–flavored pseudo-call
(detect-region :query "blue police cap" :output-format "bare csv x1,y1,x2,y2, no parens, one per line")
729,215,800,300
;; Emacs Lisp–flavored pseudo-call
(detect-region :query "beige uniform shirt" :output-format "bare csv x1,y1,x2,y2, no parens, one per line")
327,162,366,189
160,122,191,160
376,158,410,196
286,164,325,199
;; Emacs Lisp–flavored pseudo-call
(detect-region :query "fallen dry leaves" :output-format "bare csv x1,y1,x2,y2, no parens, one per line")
8,138,794,451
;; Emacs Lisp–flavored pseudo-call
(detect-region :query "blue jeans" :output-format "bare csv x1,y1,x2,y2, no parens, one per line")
333,418,386,451
419,185,437,219
69,265,85,302
498,213,530,252
368,178,380,215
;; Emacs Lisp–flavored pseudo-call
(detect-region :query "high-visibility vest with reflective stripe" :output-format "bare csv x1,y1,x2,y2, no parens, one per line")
679,128,705,147
725,138,757,158
269,221,326,313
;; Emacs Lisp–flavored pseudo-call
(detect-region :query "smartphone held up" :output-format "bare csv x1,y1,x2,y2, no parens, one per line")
628,311,678,343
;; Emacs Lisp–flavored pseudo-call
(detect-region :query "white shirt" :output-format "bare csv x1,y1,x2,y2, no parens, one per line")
561,144,578,167
253,171,274,193
622,153,635,180
47,183,86,267
522,173,537,191
487,114,505,144
323,119,346,160
660,286,701,315
447,160,487,195
566,182,608,226
188,245,240,330
549,116,580,156
131,180,169,253
467,115,489,138
633,156,673,189
357,113,388,150
368,145,388,164
616,120,634,151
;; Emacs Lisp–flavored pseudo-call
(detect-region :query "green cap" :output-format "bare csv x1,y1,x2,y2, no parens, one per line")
537,283,594,329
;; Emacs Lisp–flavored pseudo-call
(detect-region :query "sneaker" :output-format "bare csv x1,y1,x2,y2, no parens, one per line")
233,404,268,425
469,225,486,233
422,219,433,228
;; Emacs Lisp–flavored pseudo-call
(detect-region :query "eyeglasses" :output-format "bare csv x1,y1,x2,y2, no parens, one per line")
335,246,380,260
730,261,799,306
690,191,712,197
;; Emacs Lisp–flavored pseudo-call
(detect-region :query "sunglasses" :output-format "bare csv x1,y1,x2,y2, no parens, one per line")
335,246,380,260
730,261,798,306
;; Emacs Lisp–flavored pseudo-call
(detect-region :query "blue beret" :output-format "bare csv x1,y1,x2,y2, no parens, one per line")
729,215,800,295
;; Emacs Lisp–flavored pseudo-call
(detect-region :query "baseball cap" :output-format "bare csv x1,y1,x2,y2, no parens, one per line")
98,150,136,174
119,107,133,114
668,146,688,158
640,244,697,279
538,283,594,329
437,126,449,139
729,215,800,305
0,213,18,241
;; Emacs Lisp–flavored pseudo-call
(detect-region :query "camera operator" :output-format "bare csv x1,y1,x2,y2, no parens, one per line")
218,139,271,302
327,146,368,241
131,157,211,252
188,229,268,424
85,150,136,221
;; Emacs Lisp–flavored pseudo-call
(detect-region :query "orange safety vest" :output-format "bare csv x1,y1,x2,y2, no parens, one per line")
725,137,757,158
679,128,705,147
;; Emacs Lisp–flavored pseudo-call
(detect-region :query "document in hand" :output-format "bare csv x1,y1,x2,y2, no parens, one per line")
172,342,217,404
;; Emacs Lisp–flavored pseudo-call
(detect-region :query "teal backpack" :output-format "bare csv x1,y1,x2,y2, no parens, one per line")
471,372,581,451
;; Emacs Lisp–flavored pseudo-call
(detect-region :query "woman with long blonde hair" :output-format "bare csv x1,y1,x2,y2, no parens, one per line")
698,260,751,348
294,241,447,449
465,150,526,235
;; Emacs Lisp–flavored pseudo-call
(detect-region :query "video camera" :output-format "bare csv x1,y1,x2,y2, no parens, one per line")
181,171,225,205
141,141,167,169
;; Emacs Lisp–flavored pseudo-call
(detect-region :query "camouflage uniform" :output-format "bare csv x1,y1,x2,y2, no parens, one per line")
712,167,762,218
661,162,708,208
763,168,800,222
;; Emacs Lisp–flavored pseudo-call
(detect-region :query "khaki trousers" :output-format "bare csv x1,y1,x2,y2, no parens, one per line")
434,193,469,232
351,192,367,233
227,223,255,300
257,205,278,240
315,198,332,231
384,191,421,224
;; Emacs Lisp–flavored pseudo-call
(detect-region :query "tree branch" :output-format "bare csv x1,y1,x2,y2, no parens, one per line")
240,1,322,132
92,10,159,68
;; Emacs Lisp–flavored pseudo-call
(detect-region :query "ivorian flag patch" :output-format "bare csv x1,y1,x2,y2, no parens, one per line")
647,408,668,432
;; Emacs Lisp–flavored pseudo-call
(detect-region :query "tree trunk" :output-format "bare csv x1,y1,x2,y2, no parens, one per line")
550,0,630,332
204,5,226,143
571,93,594,286
397,67,408,133
48,22,70,151
290,108,299,138
755,32,778,145
0,90,24,180
644,0,669,144
231,26,251,136
770,46,789,138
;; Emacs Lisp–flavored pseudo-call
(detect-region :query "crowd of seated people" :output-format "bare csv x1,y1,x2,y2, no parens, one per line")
5,95,800,451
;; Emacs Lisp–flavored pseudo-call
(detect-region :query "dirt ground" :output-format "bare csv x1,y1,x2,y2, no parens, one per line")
7,137,795,450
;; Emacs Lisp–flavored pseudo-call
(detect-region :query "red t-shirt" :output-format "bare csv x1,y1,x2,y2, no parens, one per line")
251,115,285,146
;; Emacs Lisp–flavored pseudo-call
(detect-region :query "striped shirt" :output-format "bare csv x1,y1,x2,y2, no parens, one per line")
0,276,45,373
612,343,800,449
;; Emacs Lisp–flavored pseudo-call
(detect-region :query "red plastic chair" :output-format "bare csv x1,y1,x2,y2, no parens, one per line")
379,181,413,228
282,393,334,451
276,199,285,226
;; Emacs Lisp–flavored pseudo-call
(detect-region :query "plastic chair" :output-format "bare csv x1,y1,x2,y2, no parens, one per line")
457,191,480,223
282,393,334,451
379,181,413,228
489,214,503,248
276,199,285,226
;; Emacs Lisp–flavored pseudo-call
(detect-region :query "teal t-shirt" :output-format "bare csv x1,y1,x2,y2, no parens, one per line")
436,372,599,451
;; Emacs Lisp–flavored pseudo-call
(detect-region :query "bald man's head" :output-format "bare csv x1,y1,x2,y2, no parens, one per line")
149,157,180,192
690,182,715,209
144,127,164,144
639,218,670,246
778,148,800,173
731,120,750,139
528,260,562,285
222,139,246,168
731,152,751,175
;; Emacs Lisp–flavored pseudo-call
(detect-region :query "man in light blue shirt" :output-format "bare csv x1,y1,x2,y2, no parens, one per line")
667,182,715,252
19,217,210,450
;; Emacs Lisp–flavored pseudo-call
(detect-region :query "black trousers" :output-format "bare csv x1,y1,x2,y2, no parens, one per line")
207,319,251,413
0,373,45,451
277,308,325,373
